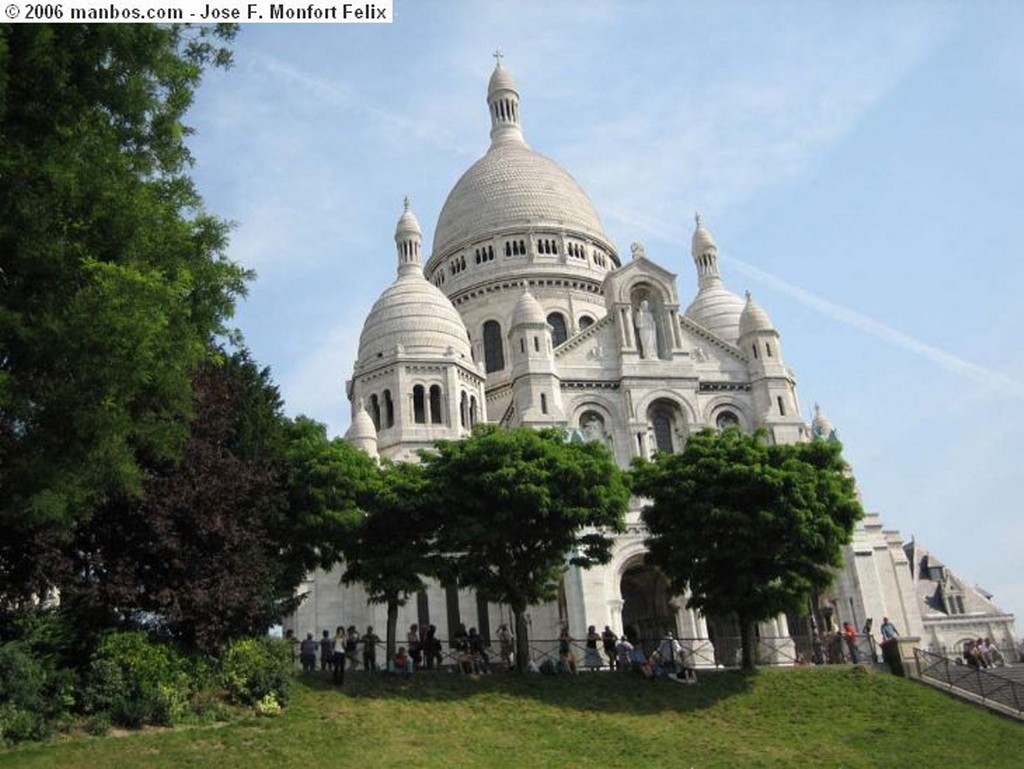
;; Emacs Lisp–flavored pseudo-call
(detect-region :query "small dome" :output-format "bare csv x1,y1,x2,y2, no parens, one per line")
345,404,378,443
685,286,746,344
691,212,717,257
738,292,775,337
488,64,517,95
511,289,545,327
811,403,836,440
356,272,472,368
395,198,422,239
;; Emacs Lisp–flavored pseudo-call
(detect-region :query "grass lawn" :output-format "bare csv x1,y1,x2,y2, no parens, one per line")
2,666,1022,768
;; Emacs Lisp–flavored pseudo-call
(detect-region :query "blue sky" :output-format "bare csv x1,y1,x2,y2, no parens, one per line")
187,1,1024,633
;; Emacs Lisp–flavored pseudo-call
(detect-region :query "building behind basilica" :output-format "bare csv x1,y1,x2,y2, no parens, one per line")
286,59,1015,664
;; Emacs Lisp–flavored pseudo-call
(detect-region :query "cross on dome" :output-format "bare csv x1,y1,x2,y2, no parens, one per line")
493,48,504,67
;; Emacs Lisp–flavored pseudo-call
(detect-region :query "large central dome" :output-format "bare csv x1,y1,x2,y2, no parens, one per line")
430,60,613,261
431,142,610,259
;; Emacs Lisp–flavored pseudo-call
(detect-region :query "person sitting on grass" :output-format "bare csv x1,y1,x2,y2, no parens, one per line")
392,646,413,676
630,645,654,680
615,636,634,671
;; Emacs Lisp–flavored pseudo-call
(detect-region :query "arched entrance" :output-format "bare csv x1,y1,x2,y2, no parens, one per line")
619,561,676,647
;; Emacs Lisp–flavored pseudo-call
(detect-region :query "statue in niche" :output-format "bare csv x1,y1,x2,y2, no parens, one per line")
582,415,603,442
634,300,658,359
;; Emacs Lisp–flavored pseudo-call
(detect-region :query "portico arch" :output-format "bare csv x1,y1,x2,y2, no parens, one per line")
618,554,676,646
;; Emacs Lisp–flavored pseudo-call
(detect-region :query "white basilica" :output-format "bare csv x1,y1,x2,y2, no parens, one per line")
287,59,1015,663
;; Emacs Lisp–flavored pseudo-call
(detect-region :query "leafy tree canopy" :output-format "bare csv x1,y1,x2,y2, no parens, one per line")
340,460,432,659
632,428,863,669
0,24,244,603
422,424,629,668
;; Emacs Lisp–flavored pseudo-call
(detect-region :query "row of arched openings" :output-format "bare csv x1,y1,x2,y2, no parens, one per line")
646,400,742,454
481,312,592,373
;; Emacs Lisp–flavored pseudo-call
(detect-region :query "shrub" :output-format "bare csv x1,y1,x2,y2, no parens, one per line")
219,637,292,707
84,631,193,728
85,713,112,737
0,642,53,745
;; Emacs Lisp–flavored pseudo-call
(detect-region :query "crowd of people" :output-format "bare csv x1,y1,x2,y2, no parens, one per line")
285,621,699,683
962,637,1007,669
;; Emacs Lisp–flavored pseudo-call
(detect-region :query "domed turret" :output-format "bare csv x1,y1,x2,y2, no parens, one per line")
356,201,473,370
487,49,523,147
510,288,546,327
738,292,775,338
345,401,379,459
684,213,745,343
811,403,837,441
395,195,423,273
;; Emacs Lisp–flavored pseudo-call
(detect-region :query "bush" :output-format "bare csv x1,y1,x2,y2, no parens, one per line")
219,637,292,707
84,632,194,728
0,642,59,745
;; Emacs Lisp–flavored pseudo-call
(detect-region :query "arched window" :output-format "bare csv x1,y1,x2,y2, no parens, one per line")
540,393,548,414
715,410,739,431
460,391,468,428
547,312,568,347
483,320,505,373
470,395,478,426
429,385,443,424
578,315,594,330
652,412,673,453
383,390,394,428
413,385,426,424
765,342,773,358
648,399,682,454
369,394,381,430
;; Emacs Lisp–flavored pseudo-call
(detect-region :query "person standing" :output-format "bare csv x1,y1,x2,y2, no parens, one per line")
299,633,318,673
362,626,380,672
407,623,422,671
584,625,604,669
880,617,898,641
601,626,618,670
319,630,333,671
497,623,514,669
332,626,346,685
345,625,361,671
842,622,859,664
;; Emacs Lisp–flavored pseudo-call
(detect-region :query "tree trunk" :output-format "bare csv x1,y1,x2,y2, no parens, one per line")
386,598,399,669
739,616,755,671
513,605,530,672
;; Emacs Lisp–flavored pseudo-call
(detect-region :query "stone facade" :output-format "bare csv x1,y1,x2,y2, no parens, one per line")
285,60,1014,664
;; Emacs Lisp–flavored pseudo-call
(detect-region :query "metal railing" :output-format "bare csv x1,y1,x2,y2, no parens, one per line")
296,633,884,673
914,648,1024,719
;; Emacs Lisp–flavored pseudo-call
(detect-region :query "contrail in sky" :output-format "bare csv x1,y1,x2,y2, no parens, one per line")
603,207,1017,396
723,255,1019,395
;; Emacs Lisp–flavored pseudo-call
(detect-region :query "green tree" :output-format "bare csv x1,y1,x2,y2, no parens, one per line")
281,416,379,573
340,460,432,665
57,353,300,652
0,24,244,604
632,429,863,670
423,425,629,670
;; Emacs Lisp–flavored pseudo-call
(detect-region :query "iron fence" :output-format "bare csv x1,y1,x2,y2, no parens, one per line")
914,647,1024,718
299,633,881,672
